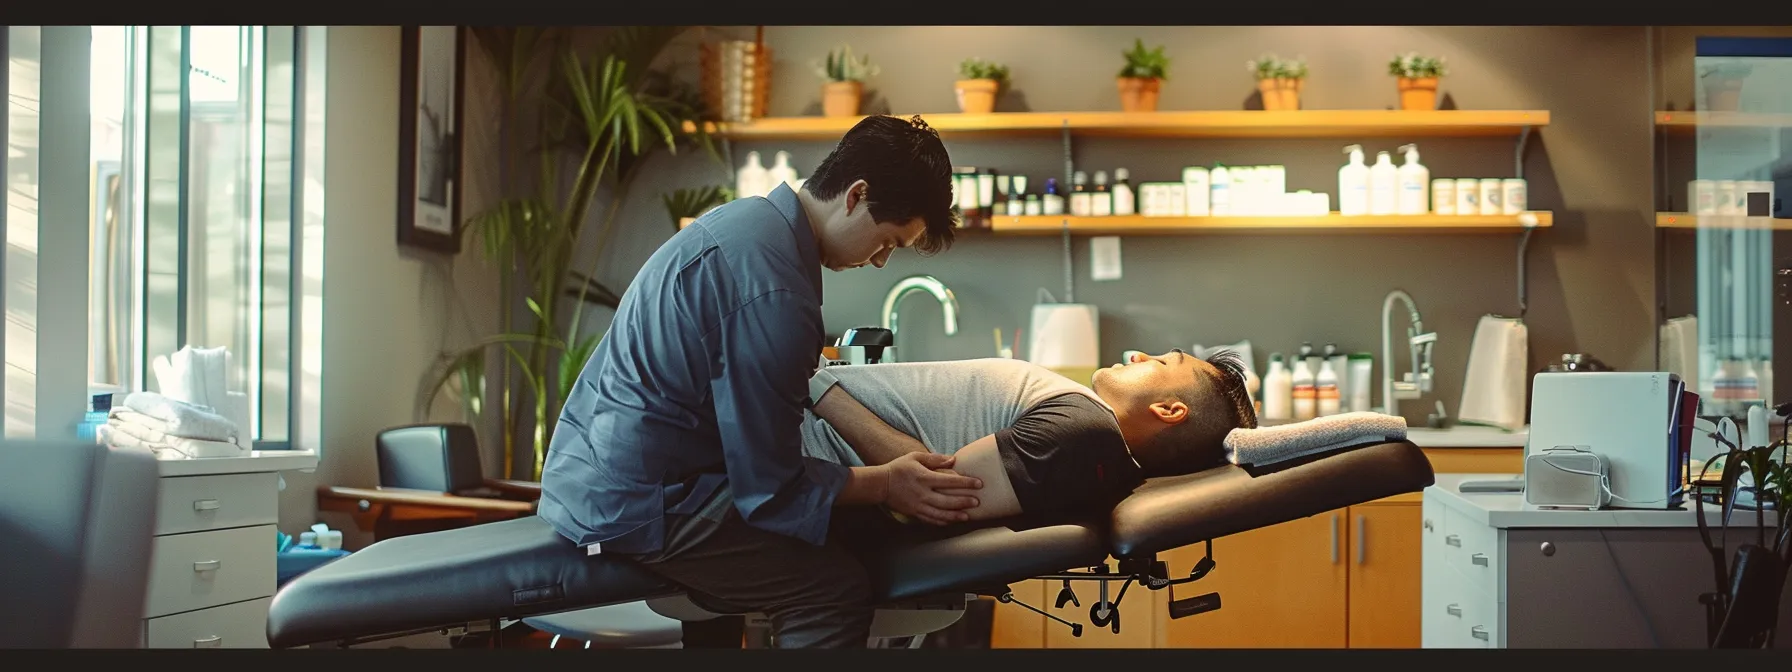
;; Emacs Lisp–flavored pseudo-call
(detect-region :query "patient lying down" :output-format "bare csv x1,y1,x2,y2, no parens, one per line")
803,350,1258,526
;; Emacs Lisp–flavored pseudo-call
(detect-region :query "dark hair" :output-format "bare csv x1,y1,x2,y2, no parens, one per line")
803,114,960,255
1139,348,1260,477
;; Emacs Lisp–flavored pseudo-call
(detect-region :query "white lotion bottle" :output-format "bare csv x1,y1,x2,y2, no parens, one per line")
1291,357,1317,421
1112,168,1136,216
1263,353,1293,421
768,151,799,191
736,151,768,199
1338,145,1369,216
1369,150,1398,215
1316,359,1341,417
1396,144,1430,215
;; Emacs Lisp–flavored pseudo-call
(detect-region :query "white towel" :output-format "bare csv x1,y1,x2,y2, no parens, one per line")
98,423,245,460
119,391,240,444
1224,412,1408,466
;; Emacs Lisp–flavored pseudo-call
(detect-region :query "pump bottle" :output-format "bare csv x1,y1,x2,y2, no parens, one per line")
1396,144,1430,215
1369,150,1398,215
1338,145,1369,216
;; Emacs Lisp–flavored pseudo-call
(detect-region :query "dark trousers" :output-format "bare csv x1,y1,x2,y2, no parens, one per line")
628,486,898,649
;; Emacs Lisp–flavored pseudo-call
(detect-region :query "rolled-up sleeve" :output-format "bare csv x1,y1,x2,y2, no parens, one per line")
710,289,851,545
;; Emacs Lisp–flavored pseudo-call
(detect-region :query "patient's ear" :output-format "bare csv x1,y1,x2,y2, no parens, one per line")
1149,400,1189,425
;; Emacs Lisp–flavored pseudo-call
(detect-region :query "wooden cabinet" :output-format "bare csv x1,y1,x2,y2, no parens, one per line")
991,500,1425,648
1347,502,1423,648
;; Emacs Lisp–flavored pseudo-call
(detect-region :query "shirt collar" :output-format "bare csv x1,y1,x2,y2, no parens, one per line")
767,183,824,303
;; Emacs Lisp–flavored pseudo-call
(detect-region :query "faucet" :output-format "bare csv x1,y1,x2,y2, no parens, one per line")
881,275,959,362
1381,289,1438,420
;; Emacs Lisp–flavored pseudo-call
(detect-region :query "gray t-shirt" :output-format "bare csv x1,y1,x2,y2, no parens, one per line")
799,357,1110,467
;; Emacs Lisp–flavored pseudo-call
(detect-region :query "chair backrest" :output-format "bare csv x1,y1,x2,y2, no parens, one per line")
0,440,159,648
375,423,484,494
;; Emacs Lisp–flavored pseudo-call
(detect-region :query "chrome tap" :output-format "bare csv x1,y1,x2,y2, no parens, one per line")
881,275,959,362
1381,289,1438,419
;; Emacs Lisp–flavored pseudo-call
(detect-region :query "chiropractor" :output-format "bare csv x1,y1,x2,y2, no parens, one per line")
537,115,976,649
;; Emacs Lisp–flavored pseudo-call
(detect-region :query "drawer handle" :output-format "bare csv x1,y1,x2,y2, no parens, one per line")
1446,604,1462,617
194,499,221,511
193,560,221,572
1471,553,1489,566
194,635,222,648
1445,534,1462,547
1471,626,1489,641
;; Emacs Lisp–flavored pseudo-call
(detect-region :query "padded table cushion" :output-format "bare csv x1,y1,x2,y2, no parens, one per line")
266,440,1432,648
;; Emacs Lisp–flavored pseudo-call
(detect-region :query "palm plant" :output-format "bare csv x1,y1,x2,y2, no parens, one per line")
425,26,719,480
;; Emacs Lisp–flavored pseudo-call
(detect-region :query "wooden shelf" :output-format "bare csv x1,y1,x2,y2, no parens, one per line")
1655,111,1792,133
983,212,1553,235
1656,212,1792,230
686,110,1551,141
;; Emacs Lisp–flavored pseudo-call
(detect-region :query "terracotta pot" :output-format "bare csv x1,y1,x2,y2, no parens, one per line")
1705,78,1744,112
1117,77,1161,113
1398,76,1439,111
822,80,863,118
955,78,1000,114
1258,78,1302,111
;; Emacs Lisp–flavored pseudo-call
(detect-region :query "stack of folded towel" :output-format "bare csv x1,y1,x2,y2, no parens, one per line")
97,391,244,460
1224,412,1408,467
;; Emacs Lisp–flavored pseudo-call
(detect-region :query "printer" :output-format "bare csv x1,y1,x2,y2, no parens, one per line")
1526,371,1696,510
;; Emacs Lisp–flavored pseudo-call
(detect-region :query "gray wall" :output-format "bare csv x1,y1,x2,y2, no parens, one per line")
618,26,1659,427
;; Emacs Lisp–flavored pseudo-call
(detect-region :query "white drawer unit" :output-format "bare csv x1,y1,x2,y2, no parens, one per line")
144,597,272,648
1421,473,1791,649
140,455,308,649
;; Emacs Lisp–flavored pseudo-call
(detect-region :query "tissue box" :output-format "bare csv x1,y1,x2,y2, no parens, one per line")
277,548,351,587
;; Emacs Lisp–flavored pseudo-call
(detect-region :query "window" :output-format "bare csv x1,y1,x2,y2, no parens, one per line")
3,25,314,449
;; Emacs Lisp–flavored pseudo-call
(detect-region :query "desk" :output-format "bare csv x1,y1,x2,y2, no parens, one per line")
142,451,316,648
1421,473,1790,648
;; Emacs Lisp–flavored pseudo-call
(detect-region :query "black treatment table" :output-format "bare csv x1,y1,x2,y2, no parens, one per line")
266,439,1435,647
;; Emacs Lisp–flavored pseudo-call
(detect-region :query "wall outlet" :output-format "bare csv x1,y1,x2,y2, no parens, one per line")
1091,236,1122,281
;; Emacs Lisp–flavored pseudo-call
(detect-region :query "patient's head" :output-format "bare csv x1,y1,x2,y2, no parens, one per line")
1091,348,1259,477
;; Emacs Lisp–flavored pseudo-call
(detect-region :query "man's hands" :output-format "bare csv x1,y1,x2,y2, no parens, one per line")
880,452,983,525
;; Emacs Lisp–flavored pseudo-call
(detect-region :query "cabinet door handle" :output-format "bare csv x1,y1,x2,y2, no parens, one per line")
193,499,220,511
1330,514,1339,564
1446,604,1462,617
193,560,221,572
1470,626,1489,641
1355,515,1367,565
1471,553,1489,566
1423,518,1434,532
1445,534,1462,547
193,635,222,648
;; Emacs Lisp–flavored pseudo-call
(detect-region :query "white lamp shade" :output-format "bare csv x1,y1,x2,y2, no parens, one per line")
1027,303,1100,369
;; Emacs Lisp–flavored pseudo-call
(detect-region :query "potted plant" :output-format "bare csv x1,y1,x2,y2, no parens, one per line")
814,44,877,118
1389,52,1447,111
1248,53,1308,111
1690,427,1789,647
955,57,1010,115
1699,62,1752,112
1117,39,1168,113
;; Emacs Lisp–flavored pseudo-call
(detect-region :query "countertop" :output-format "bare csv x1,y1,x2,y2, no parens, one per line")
1427,472,1777,529
1406,424,1528,449
156,449,319,477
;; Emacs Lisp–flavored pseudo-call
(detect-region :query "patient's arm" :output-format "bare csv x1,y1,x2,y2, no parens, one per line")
811,384,929,466
813,385,1022,520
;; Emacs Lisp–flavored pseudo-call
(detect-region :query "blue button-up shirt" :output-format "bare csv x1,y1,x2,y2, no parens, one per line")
538,183,850,555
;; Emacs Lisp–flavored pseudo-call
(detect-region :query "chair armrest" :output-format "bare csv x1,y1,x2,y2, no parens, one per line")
317,485,535,515
483,478,542,500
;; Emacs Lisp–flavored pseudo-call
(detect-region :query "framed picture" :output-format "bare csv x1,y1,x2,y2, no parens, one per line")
397,25,467,253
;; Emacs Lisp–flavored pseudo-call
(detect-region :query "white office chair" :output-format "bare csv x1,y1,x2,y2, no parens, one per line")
0,440,160,648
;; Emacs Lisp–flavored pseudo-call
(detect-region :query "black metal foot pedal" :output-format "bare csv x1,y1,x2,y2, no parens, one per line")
997,591,1084,637
1055,579,1080,608
1168,592,1222,620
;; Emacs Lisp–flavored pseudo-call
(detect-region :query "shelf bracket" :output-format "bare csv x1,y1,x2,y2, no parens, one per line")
1514,125,1533,180
1062,220,1075,303
1513,124,1536,319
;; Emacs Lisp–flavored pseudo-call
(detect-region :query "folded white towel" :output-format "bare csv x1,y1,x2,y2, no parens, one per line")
120,391,240,444
98,423,246,460
1224,412,1408,466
